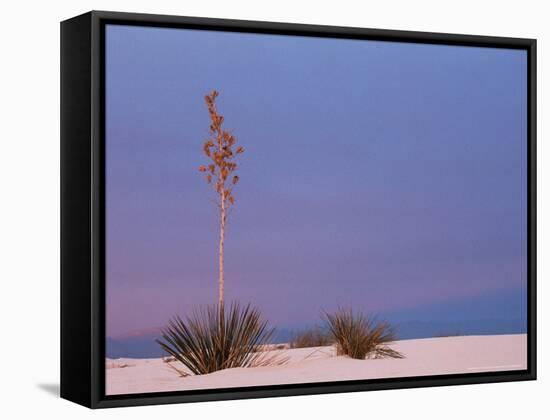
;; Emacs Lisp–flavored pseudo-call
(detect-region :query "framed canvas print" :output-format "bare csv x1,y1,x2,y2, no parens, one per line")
60,11,537,408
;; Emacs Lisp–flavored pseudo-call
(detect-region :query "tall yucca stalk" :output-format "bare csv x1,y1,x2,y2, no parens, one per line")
156,303,275,375
199,90,244,313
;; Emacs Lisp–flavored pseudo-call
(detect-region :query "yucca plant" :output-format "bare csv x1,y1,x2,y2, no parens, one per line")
323,308,403,360
156,302,277,375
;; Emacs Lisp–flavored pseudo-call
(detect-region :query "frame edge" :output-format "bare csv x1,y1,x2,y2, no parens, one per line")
60,11,94,408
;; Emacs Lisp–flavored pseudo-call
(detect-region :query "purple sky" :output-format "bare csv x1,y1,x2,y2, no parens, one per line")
105,24,527,337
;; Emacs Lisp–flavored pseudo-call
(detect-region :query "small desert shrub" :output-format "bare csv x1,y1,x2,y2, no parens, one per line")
435,330,464,337
323,308,403,360
290,327,332,349
156,302,277,375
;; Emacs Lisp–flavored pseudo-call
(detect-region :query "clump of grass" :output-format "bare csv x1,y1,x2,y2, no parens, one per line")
157,302,279,375
435,330,464,338
323,308,403,360
290,327,332,349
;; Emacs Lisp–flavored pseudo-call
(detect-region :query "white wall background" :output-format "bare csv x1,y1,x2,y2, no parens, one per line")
0,0,546,417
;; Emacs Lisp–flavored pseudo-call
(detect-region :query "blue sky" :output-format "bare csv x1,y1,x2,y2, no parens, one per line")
105,24,527,337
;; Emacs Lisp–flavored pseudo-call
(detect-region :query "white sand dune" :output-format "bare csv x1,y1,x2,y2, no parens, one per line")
106,334,526,395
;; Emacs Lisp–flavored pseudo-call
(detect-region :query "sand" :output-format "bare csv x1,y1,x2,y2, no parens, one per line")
106,334,527,395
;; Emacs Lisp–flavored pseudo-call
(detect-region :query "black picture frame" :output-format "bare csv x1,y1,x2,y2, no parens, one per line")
60,10,537,409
